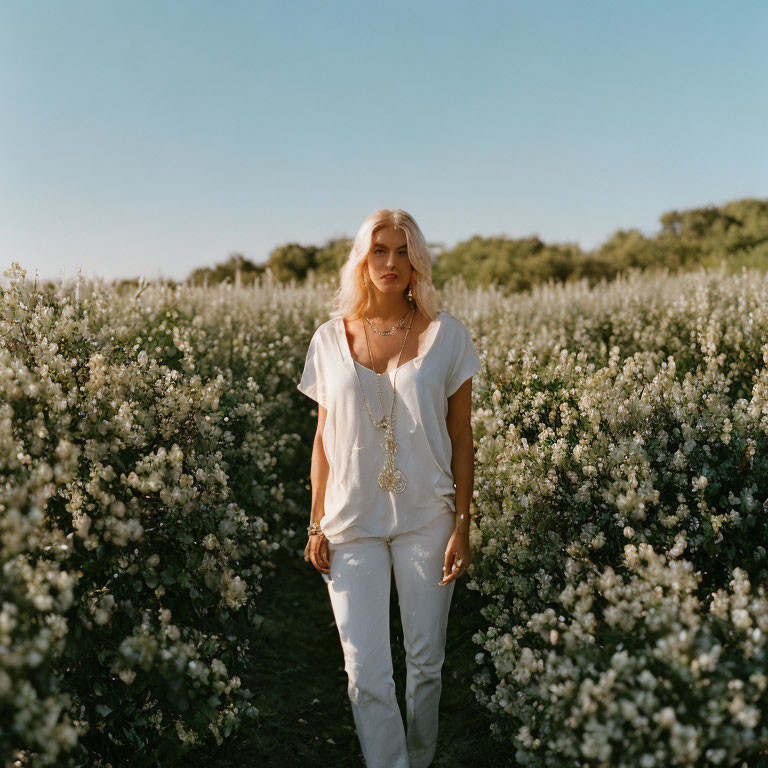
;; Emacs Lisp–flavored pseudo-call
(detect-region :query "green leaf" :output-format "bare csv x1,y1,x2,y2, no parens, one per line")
160,569,175,586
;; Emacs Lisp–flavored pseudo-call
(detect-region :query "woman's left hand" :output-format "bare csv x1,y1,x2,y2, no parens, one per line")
439,528,472,585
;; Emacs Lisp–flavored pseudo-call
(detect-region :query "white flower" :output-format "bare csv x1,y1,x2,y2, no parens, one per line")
692,475,708,491
119,669,136,685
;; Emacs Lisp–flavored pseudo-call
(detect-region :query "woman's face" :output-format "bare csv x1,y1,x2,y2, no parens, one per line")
367,226,413,296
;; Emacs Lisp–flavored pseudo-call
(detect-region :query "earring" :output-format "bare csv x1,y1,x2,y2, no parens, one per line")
407,285,413,300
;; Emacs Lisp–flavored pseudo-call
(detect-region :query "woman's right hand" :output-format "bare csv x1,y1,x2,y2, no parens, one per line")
305,534,330,574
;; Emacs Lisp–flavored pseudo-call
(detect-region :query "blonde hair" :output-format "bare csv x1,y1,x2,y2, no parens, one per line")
329,209,439,321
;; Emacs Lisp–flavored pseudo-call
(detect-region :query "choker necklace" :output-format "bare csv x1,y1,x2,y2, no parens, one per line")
363,305,412,336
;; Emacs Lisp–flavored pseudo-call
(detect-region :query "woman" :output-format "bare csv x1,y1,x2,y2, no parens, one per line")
297,208,481,768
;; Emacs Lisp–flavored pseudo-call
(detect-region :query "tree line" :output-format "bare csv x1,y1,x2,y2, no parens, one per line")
167,197,768,293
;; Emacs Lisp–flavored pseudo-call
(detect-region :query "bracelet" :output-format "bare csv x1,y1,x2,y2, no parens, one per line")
307,521,324,536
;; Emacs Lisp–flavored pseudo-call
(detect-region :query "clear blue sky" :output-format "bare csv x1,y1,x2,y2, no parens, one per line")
2,0,766,283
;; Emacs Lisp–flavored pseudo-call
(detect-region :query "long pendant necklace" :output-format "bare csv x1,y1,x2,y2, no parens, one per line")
352,304,416,493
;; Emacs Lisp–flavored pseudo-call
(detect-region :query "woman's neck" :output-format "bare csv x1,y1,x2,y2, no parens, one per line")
365,292,412,324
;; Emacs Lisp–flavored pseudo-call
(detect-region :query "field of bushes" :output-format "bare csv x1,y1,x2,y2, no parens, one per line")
2,259,767,767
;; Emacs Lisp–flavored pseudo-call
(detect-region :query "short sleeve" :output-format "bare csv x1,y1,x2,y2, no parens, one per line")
297,328,327,408
446,321,481,397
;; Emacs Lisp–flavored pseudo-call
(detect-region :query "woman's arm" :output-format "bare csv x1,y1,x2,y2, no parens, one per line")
305,404,331,573
309,404,330,528
446,378,474,538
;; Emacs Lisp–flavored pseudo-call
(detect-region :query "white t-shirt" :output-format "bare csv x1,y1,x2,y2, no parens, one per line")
297,309,481,544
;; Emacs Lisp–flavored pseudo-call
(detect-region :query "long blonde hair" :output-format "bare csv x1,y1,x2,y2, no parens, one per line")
329,209,439,321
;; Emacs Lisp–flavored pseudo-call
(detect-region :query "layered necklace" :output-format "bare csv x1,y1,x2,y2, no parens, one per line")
352,302,416,493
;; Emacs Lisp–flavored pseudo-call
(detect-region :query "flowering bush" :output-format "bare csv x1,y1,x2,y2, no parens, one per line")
4,258,768,766
0,495,82,766
466,267,768,766
0,263,322,766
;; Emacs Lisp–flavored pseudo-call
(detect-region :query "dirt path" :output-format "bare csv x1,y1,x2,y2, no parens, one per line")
191,545,515,767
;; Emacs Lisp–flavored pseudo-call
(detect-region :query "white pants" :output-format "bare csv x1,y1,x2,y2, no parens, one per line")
325,510,457,768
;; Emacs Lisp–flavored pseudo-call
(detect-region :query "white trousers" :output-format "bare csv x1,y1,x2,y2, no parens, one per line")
325,510,457,768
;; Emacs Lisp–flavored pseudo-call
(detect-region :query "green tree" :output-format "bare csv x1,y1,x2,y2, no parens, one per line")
188,253,265,285
266,243,319,283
